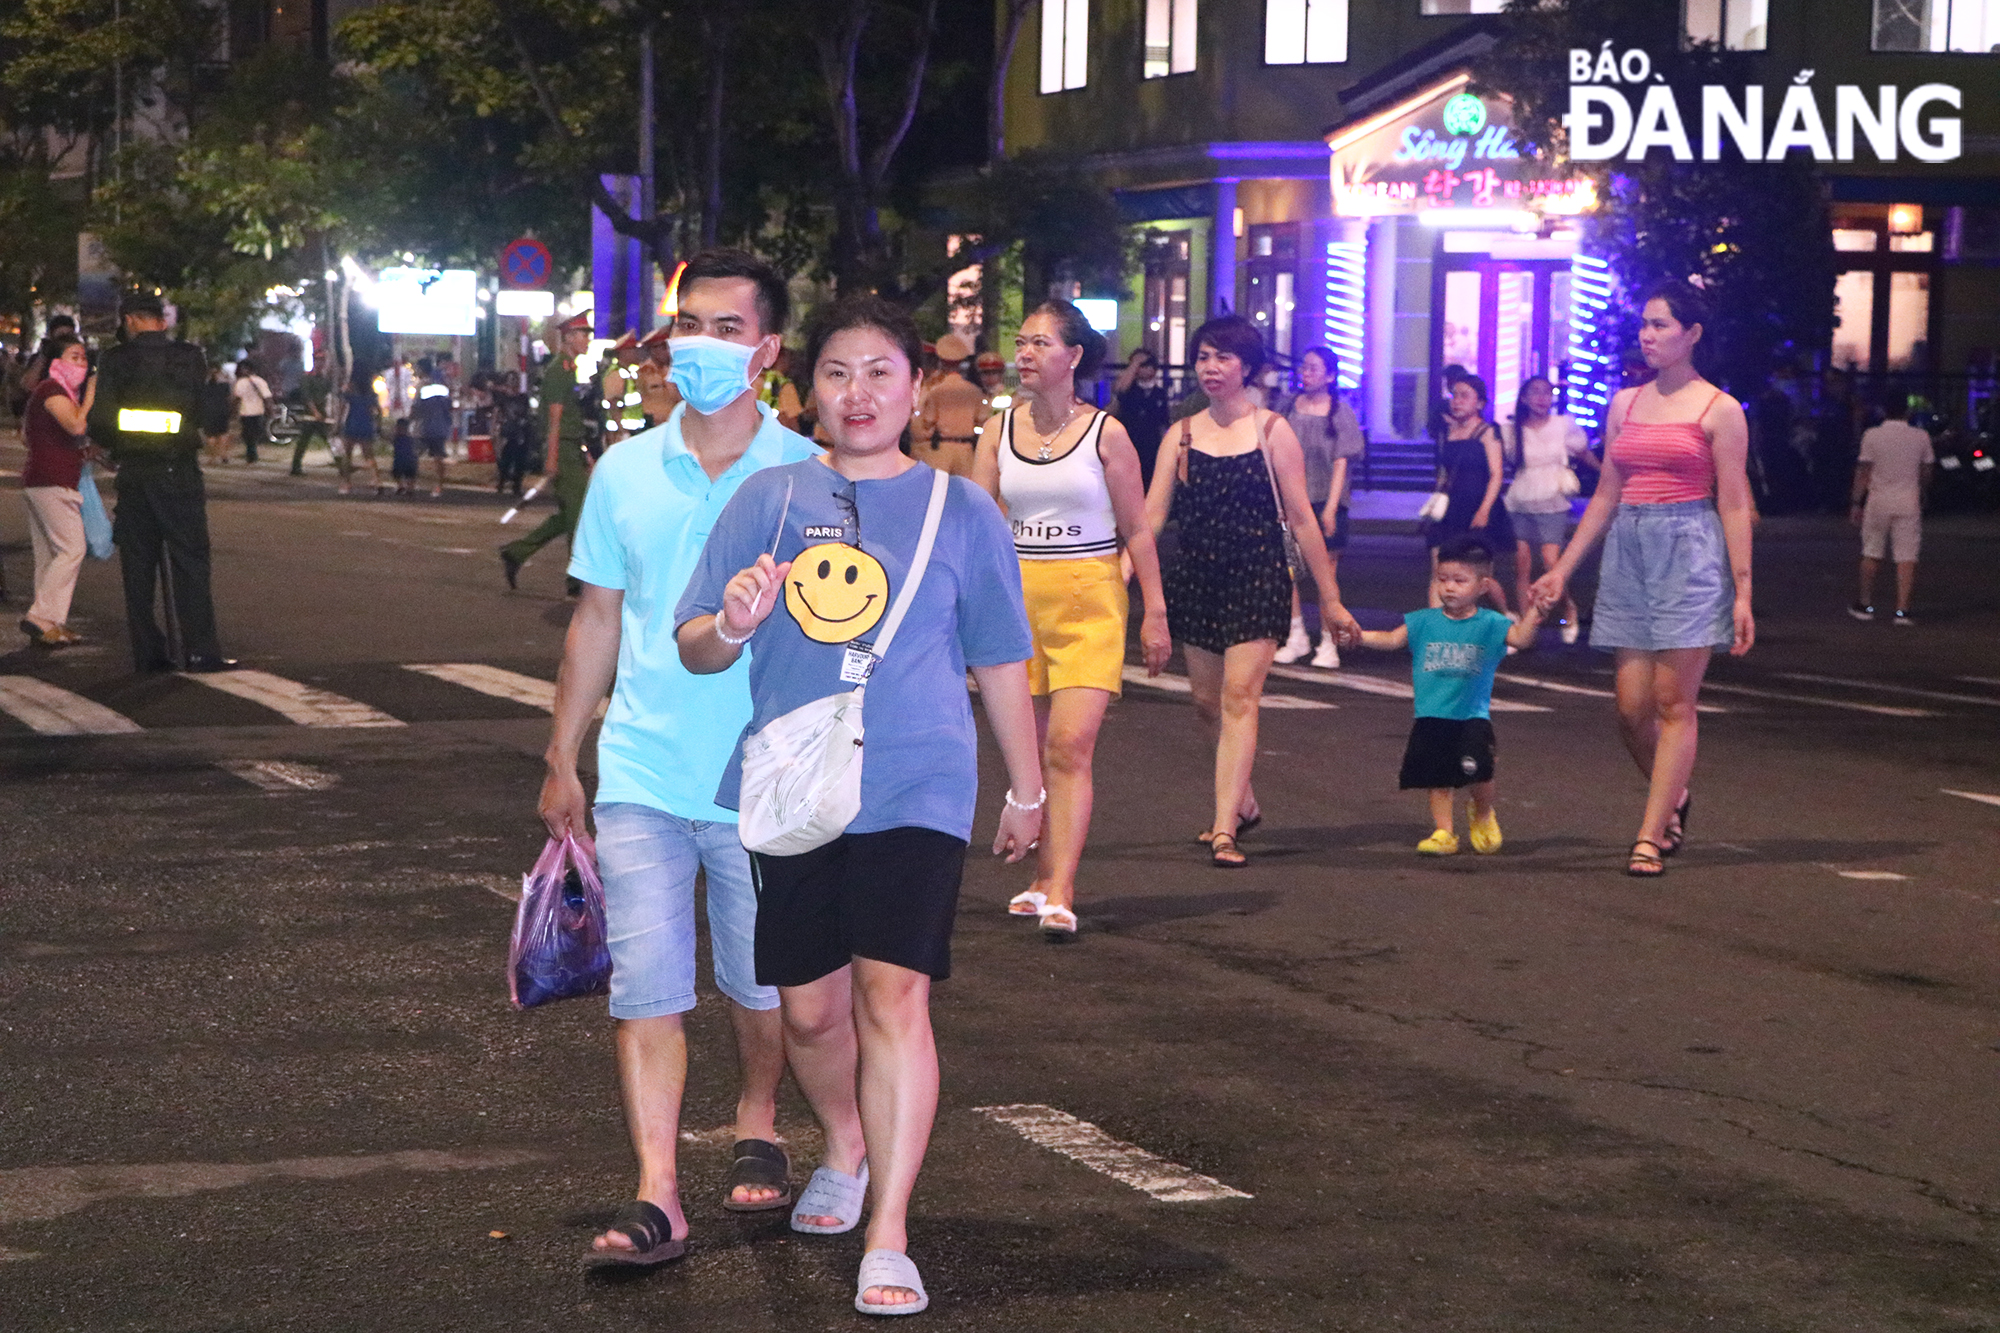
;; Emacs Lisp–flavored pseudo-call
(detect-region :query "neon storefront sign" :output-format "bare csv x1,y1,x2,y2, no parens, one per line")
1330,75,1591,219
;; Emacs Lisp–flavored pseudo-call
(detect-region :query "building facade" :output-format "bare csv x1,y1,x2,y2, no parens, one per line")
1001,0,2000,444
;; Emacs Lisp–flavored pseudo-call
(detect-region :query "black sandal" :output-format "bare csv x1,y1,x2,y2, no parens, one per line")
721,1138,793,1213
1626,839,1666,878
1660,794,1691,857
1196,814,1261,845
584,1199,687,1268
1209,832,1248,868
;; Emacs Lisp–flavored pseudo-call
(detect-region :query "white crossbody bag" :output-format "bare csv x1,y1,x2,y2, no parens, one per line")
738,467,951,857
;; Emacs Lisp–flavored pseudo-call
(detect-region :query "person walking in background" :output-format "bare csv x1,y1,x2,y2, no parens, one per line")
538,248,819,1271
635,326,681,428
1848,391,1934,626
199,365,234,467
1504,375,1597,643
1430,374,1514,614
501,313,595,592
1355,535,1545,856
336,372,384,496
412,358,452,498
1110,347,1171,488
914,332,984,477
1532,282,1755,878
676,296,1044,1317
19,333,97,648
87,292,233,673
973,301,1171,938
389,417,419,495
382,351,413,424
232,358,273,464
1144,315,1361,869
494,375,534,497
15,313,77,403
759,345,804,431
1273,346,1365,668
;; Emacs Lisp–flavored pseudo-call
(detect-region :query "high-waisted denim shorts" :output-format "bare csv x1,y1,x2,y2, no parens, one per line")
1589,499,1735,653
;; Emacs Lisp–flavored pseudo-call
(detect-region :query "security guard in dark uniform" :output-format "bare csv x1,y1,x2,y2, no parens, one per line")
85,292,234,672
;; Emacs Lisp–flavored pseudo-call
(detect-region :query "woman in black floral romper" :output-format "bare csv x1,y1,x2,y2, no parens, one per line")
1145,316,1362,867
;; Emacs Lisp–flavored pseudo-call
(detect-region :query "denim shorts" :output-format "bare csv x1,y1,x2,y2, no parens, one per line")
1509,507,1570,549
593,802,777,1019
1589,500,1735,653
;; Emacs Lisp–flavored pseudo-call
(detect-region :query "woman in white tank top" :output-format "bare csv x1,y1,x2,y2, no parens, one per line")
973,302,1171,937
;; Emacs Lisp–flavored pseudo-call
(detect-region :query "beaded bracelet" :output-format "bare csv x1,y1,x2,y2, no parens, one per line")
714,617,755,646
1004,787,1047,812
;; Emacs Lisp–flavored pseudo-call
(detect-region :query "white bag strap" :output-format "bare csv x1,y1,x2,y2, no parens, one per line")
867,466,950,662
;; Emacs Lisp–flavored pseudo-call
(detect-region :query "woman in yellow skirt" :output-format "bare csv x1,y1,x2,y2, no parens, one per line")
973,302,1172,936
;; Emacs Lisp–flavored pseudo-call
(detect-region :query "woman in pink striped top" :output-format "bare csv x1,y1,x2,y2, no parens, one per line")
1532,283,1755,878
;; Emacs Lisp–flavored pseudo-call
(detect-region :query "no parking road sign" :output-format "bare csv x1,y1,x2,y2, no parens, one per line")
500,237,552,290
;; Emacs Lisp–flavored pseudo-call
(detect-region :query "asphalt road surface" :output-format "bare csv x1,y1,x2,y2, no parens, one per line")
4,449,1999,1332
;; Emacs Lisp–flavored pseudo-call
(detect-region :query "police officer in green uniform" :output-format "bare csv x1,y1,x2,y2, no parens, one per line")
86,292,234,672
500,312,595,591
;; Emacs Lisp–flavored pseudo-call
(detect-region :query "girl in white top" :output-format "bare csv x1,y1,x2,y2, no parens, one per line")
1503,376,1598,641
973,301,1171,937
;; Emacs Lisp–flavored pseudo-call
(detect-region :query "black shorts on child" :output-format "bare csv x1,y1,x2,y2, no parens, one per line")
1398,716,1496,789
748,826,967,987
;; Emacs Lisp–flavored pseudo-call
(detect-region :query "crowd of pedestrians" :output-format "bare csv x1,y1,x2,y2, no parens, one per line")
0,256,1949,1319
507,262,1783,1320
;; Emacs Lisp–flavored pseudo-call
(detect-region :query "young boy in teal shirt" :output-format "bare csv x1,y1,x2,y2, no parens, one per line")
1356,535,1543,855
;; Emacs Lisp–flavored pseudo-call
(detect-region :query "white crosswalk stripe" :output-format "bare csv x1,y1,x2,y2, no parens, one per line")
186,669,405,728
1775,672,2000,709
1697,680,1933,718
1496,672,1730,715
1122,665,1335,709
403,663,605,718
0,677,142,735
974,1104,1251,1202
405,663,555,711
1267,662,1551,713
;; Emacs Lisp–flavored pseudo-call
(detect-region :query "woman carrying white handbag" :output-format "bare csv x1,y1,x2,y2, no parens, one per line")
677,296,1043,1318
1503,375,1599,643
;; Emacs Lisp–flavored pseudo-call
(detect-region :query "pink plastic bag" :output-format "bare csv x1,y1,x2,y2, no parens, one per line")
507,833,612,1009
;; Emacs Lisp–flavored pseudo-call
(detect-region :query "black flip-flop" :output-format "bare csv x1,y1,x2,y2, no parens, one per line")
583,1199,687,1269
721,1139,793,1213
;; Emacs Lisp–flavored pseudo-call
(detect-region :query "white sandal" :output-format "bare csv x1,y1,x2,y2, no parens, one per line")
790,1161,869,1234
1037,904,1077,939
855,1247,929,1316
1006,889,1046,917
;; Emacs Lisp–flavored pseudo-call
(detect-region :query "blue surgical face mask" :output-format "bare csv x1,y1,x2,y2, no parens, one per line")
668,335,759,415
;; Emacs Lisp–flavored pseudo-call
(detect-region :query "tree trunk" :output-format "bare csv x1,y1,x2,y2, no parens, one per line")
812,0,938,293
991,0,1032,162
699,10,730,248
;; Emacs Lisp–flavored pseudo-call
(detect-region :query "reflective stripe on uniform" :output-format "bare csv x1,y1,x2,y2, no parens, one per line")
119,409,183,434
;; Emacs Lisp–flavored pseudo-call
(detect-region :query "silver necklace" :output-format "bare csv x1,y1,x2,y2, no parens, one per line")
1033,400,1084,460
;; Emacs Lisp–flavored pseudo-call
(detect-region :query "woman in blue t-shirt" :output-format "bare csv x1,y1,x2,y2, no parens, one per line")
677,296,1044,1317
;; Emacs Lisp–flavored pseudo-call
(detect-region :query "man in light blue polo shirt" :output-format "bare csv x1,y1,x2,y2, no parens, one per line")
539,249,818,1269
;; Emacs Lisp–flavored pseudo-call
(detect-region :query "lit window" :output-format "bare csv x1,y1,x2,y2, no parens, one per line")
1685,0,1769,50
1265,0,1349,64
1873,0,2000,51
1419,0,1506,14
1144,0,1197,78
1040,0,1090,94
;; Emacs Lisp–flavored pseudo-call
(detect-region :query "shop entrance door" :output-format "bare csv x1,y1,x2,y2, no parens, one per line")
1433,254,1573,423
